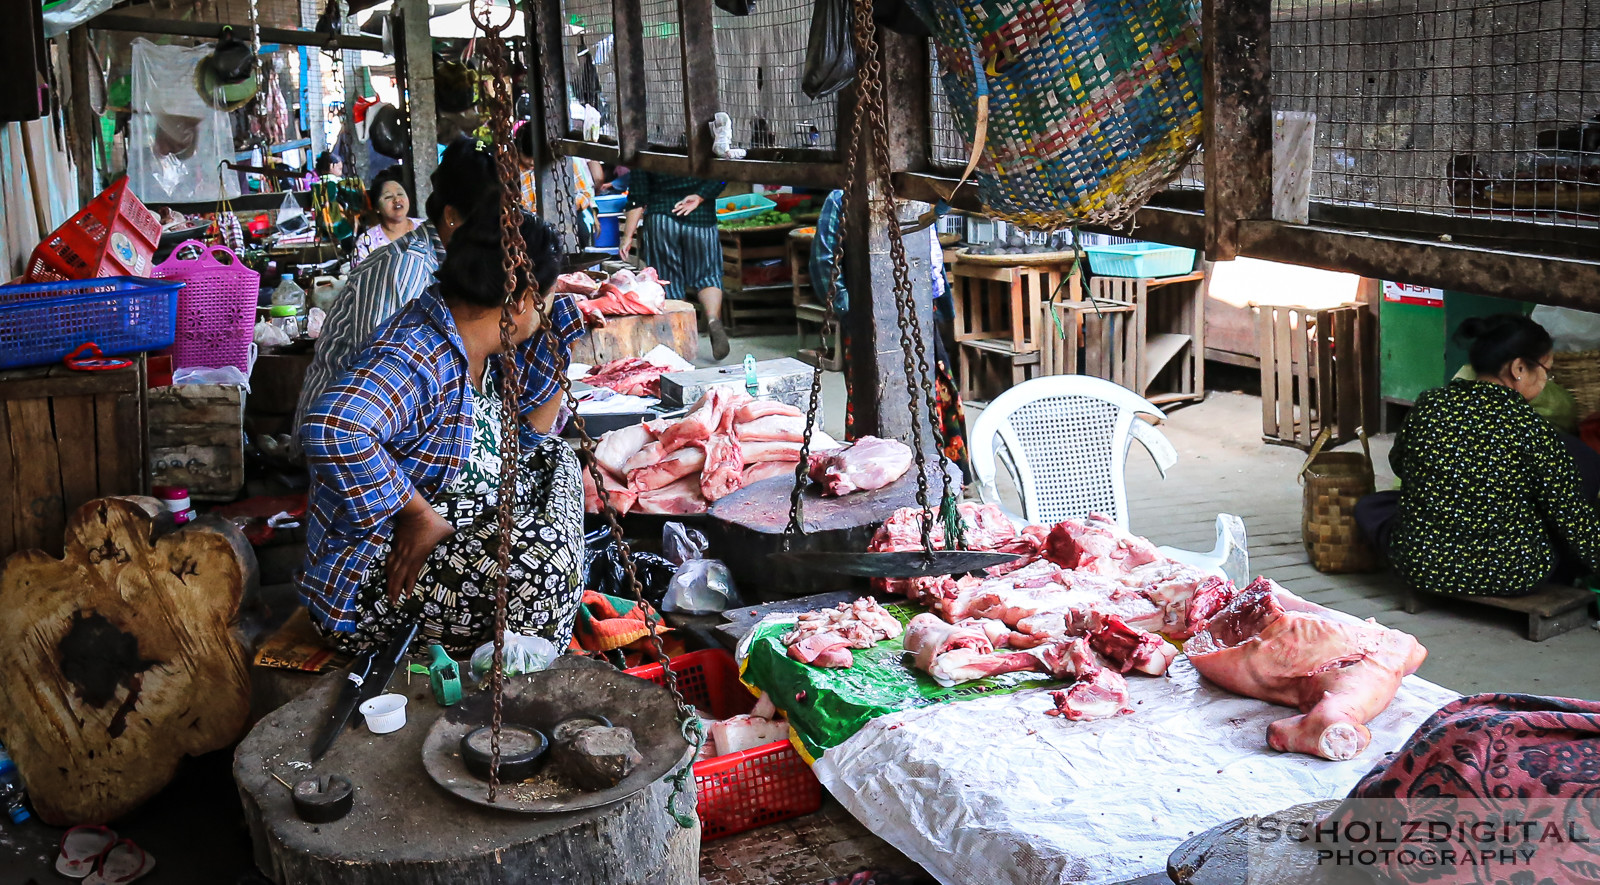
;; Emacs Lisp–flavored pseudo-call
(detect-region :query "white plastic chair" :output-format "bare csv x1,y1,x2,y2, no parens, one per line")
970,376,1248,584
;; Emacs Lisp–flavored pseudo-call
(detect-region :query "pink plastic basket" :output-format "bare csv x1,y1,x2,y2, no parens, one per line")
151,241,260,372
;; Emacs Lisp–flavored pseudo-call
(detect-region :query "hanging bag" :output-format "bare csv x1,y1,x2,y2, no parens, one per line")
1299,426,1383,574
151,240,260,373
903,0,1204,228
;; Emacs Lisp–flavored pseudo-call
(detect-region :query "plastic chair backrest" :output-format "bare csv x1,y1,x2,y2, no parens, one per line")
970,376,1168,528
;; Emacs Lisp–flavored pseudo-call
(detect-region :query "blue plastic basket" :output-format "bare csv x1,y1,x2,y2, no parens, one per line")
713,193,777,222
1082,242,1197,278
0,277,182,370
594,193,629,214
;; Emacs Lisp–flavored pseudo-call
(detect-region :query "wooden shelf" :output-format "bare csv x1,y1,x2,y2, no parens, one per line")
1144,332,1193,378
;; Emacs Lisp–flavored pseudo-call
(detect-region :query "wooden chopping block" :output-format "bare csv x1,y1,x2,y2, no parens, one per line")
0,496,256,825
570,300,699,366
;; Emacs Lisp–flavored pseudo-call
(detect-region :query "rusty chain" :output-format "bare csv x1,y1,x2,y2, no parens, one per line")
471,0,699,812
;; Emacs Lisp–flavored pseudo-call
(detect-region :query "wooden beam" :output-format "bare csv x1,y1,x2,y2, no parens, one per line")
395,0,437,208
65,29,98,207
611,0,648,166
558,138,621,165
530,0,578,250
676,0,719,175
633,150,694,177
1237,220,1600,313
894,172,982,213
1201,0,1272,260
87,14,386,52
706,158,845,190
880,30,929,175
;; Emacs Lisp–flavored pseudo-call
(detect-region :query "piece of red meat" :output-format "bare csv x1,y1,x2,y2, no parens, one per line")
734,414,805,442
576,267,669,316
659,388,749,453
583,467,637,515
553,272,601,295
584,357,666,397
741,440,803,464
699,406,743,501
806,436,914,496
1042,515,1161,575
735,401,802,423
627,445,706,492
632,475,708,514
1089,616,1179,676
741,460,798,485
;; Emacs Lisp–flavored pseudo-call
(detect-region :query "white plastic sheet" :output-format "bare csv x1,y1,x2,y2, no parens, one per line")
812,658,1457,885
127,40,240,205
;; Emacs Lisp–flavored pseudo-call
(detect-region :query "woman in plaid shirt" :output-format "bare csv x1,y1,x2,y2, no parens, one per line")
299,207,597,653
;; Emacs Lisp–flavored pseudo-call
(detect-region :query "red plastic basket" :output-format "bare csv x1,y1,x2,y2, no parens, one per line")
24,178,161,283
152,241,260,372
625,649,822,840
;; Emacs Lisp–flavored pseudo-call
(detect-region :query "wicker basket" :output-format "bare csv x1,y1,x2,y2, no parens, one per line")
1552,350,1600,419
1300,426,1383,574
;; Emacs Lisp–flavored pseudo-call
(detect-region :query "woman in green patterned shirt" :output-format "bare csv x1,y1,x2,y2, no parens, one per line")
1356,315,1600,597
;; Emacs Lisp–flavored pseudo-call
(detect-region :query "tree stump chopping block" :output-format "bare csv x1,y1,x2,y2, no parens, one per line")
0,496,256,825
234,671,700,885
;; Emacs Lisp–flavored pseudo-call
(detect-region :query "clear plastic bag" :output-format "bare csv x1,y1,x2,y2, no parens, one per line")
662,560,741,615
469,632,558,686
1531,305,1600,353
127,39,239,204
662,522,709,566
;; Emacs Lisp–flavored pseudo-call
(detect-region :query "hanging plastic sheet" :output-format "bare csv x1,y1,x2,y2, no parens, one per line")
127,40,240,204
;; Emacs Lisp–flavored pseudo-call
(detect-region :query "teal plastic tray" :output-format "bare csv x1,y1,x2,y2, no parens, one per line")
714,193,777,222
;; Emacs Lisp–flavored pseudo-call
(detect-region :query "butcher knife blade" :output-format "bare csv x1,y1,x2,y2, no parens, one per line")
771,550,1022,578
309,615,423,761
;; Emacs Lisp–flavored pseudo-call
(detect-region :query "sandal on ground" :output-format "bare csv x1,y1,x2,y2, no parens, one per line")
56,825,117,878
84,838,156,885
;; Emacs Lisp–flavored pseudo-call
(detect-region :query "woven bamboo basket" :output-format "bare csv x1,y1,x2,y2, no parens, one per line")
1300,426,1383,574
1552,350,1600,418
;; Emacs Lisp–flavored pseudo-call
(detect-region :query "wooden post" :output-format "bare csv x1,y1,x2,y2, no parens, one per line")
881,30,929,175
612,0,648,166
677,0,719,175
839,45,938,449
1201,0,1272,261
396,0,437,207
65,29,98,207
529,0,577,251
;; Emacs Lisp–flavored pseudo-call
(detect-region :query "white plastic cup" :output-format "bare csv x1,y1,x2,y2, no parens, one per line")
358,694,407,734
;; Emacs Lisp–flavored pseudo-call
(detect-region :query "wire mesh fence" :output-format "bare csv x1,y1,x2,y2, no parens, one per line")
561,0,620,141
1274,0,1598,227
713,0,838,154
642,0,687,148
929,46,967,169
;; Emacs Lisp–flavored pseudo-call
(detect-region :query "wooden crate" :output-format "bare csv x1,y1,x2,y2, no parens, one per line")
720,224,798,334
949,262,1078,354
1087,272,1208,405
1038,298,1139,387
0,359,148,561
957,339,1042,404
1256,303,1375,449
149,384,245,501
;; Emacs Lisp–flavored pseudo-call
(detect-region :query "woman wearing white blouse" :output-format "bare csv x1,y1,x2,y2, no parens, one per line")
354,169,424,264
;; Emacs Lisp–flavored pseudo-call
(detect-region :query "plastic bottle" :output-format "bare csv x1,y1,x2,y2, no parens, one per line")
154,486,195,525
0,743,31,824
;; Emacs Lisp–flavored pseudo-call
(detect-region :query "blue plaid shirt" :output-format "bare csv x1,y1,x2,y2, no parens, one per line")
297,286,586,632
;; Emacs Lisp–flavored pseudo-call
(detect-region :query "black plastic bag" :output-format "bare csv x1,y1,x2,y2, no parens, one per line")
583,528,676,610
802,0,855,100
714,0,755,14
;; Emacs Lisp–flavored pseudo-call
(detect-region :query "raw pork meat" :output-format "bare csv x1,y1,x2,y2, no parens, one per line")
1089,616,1179,676
735,401,802,423
627,445,707,492
632,475,709,515
807,436,914,497
735,414,805,442
699,407,744,501
1184,578,1428,761
659,388,748,453
741,440,804,464
576,267,668,316
709,715,789,755
584,358,668,397
583,467,638,515
782,598,903,669
1047,669,1135,721
594,423,655,478
1126,564,1236,640
553,272,601,296
742,461,798,485
1043,514,1162,575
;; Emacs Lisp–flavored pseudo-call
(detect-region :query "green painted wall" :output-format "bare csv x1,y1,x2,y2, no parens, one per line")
1379,298,1445,404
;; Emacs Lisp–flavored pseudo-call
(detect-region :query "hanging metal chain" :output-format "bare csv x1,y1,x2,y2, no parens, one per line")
471,0,700,817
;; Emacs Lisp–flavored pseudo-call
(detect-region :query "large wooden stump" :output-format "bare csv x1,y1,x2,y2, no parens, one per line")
570,300,700,365
0,496,255,825
235,663,701,885
704,465,961,601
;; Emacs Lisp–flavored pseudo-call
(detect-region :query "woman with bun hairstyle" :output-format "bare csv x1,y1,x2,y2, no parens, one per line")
298,205,595,653
1356,314,1599,597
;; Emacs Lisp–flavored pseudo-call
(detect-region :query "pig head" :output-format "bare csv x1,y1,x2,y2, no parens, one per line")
1184,579,1427,761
